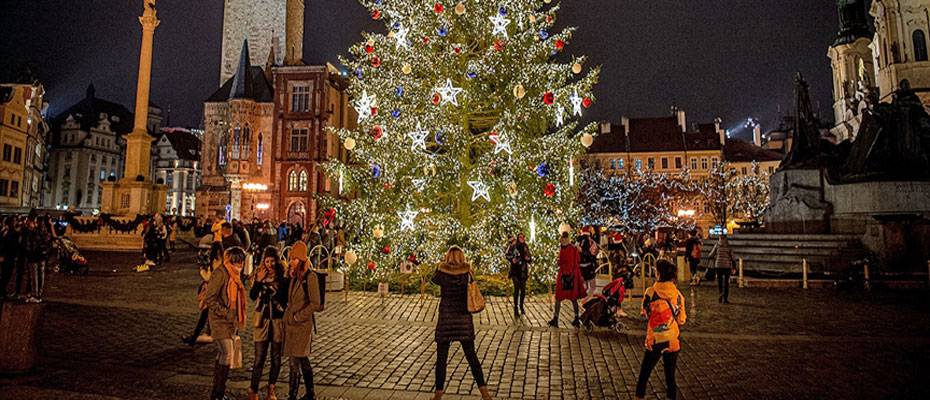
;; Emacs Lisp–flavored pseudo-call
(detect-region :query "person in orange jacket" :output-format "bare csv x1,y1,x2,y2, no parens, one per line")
635,259,687,400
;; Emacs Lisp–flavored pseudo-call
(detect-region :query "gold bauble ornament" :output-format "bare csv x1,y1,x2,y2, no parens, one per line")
373,225,384,239
508,182,518,196
344,250,358,265
454,3,465,15
572,63,583,74
513,84,526,99
529,15,537,23
402,63,412,75
344,137,357,151
580,133,594,148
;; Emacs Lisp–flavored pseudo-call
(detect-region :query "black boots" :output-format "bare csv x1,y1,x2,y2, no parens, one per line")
210,362,230,400
288,358,315,400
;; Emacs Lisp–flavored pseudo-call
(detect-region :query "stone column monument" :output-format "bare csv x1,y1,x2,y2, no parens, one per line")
100,0,167,216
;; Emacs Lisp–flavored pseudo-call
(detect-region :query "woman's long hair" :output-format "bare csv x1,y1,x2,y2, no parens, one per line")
443,246,467,266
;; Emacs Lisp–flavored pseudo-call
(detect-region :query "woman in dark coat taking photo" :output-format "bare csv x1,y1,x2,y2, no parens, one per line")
431,246,492,400
248,246,289,400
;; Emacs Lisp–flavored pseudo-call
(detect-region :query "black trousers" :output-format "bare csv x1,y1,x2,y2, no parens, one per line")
288,357,314,400
552,299,579,323
511,277,527,314
716,268,731,301
435,340,486,391
250,340,282,391
635,346,679,399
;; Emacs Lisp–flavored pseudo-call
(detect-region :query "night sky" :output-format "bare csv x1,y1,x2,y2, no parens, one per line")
0,0,842,139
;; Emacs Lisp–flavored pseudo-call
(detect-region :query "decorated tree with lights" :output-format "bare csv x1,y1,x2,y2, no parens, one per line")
322,0,599,279
579,168,699,252
702,161,771,227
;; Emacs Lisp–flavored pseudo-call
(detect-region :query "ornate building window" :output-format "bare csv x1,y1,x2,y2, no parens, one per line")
290,128,309,153
231,126,241,160
913,30,928,62
218,131,228,167
288,170,299,191
256,132,263,165
241,126,251,160
292,85,311,113
299,170,309,191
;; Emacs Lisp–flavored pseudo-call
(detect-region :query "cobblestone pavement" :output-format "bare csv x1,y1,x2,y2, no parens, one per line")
2,249,930,399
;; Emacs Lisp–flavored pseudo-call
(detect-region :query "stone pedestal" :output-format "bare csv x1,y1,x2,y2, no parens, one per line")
0,302,43,373
765,169,832,234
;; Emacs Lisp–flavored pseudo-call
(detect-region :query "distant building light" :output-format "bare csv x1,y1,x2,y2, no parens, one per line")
255,203,270,210
243,183,268,191
677,209,696,218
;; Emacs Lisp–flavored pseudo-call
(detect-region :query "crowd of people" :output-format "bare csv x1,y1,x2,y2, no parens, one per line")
1,214,59,303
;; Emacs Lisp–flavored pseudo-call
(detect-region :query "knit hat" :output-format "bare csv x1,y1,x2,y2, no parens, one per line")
290,241,309,263
262,246,281,261
580,226,593,235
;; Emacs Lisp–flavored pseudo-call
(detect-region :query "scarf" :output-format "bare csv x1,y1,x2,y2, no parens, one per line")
224,261,247,328
289,260,308,280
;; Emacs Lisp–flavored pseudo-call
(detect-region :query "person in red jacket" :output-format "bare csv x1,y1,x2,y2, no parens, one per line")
549,232,587,328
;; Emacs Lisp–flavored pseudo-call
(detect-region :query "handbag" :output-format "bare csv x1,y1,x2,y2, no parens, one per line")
560,274,574,291
230,335,243,369
466,272,486,313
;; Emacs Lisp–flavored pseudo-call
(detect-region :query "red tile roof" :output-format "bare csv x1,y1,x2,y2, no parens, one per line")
587,116,722,154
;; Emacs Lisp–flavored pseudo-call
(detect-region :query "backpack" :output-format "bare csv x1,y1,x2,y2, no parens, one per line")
646,292,680,344
690,241,702,260
587,238,599,258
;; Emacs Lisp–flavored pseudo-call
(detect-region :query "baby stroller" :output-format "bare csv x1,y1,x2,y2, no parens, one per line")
54,236,89,275
579,277,627,333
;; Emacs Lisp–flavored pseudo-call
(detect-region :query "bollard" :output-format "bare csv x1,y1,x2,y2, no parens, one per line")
419,276,426,302
863,263,871,291
547,280,553,305
343,274,349,303
641,259,647,299
738,258,745,288
802,259,809,289
927,260,930,290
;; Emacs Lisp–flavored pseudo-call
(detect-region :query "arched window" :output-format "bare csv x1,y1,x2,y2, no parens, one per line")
231,126,241,159
217,132,228,167
299,170,309,192
913,30,928,62
288,170,299,191
241,125,251,159
256,132,263,166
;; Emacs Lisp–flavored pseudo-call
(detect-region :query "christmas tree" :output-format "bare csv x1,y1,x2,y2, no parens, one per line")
322,0,599,278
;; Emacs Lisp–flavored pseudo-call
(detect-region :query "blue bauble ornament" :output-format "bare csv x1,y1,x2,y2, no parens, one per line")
374,0,382,4
434,130,444,144
395,86,404,97
392,21,401,29
499,6,507,16
466,71,477,79
355,67,363,79
536,162,550,177
391,109,401,119
539,30,549,40
372,164,382,178
438,26,448,37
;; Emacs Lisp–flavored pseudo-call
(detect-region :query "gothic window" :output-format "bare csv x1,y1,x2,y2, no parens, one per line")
299,170,309,192
218,131,228,167
913,30,928,62
256,132,264,166
241,126,251,159
231,126,241,160
288,170,299,192
290,128,309,153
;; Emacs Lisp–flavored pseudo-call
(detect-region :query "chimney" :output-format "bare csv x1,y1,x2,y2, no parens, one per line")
714,117,725,145
599,122,611,134
286,0,305,65
621,116,630,136
753,124,763,147
671,106,686,132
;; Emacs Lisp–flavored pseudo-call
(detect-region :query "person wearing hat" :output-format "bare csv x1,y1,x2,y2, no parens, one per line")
247,246,289,400
283,241,324,400
204,246,248,400
550,232,586,328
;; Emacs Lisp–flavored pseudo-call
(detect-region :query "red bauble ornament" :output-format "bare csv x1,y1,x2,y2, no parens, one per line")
434,2,444,14
489,131,500,144
371,56,382,68
582,97,593,108
543,92,555,105
423,36,431,44
365,44,374,54
453,46,461,54
544,182,557,197
382,244,391,254
546,15,554,23
432,93,441,105
407,253,418,263
370,107,379,117
383,182,393,189
371,126,383,141
372,10,382,20
367,261,377,271
555,39,565,51
493,40,505,52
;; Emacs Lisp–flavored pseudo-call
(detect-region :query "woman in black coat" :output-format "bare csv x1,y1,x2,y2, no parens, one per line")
431,246,492,400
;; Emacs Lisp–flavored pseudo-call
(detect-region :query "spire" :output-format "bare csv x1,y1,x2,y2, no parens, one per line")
86,83,96,99
229,39,254,100
833,0,871,46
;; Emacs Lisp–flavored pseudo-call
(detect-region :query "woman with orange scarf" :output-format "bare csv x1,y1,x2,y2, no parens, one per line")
283,241,324,400
204,246,248,400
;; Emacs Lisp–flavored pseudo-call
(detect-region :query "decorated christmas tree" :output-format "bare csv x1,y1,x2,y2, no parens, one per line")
322,0,599,278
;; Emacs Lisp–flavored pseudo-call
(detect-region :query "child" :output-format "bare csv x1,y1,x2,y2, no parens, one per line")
635,259,687,400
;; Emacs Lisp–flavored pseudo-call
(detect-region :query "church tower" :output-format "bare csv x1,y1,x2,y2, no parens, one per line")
870,0,930,105
219,0,287,84
828,0,874,141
